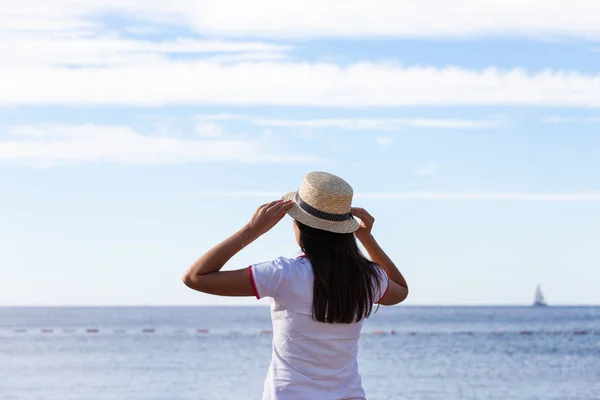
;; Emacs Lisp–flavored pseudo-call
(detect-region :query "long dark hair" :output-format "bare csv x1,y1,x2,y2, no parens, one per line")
296,221,381,324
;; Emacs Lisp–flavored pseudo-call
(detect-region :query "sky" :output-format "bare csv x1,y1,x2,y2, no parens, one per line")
1,0,600,306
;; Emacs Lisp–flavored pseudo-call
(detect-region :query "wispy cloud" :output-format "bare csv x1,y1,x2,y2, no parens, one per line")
195,123,225,138
249,117,501,130
357,192,600,201
195,191,600,201
196,114,500,130
204,51,289,64
376,137,394,146
541,115,600,123
194,116,501,140
0,124,318,166
0,37,291,68
3,61,600,107
4,0,600,40
417,162,438,175
196,114,252,121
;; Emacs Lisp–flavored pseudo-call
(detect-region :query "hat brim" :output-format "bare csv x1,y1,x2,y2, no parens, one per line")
282,191,360,234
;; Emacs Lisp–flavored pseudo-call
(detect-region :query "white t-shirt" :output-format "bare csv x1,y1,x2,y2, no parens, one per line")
249,255,389,400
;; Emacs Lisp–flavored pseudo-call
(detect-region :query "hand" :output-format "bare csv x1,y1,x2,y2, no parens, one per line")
351,207,375,242
244,200,294,239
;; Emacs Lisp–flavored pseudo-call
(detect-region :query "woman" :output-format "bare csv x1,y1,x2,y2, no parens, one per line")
183,171,409,400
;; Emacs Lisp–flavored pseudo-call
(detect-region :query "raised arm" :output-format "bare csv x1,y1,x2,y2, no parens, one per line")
182,200,293,296
351,207,409,306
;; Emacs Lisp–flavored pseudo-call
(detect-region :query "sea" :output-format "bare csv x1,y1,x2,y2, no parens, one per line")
1,306,599,400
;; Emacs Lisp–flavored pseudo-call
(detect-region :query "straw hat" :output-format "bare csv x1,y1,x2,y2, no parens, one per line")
282,171,359,234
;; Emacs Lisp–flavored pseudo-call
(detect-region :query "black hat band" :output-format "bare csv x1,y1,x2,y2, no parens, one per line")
295,193,353,222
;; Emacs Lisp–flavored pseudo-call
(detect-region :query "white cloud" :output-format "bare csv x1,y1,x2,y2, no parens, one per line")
3,62,600,107
357,193,600,201
251,117,500,130
376,137,394,146
196,114,251,121
206,51,289,63
195,191,600,201
194,122,225,138
2,2,600,108
197,191,284,198
3,0,600,40
417,162,438,175
0,36,291,67
541,115,600,123
195,114,501,131
0,124,318,166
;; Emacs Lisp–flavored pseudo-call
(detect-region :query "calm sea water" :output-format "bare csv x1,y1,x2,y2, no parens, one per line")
1,306,599,400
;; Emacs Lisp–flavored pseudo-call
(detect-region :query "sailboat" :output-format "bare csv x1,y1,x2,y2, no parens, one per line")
533,285,548,307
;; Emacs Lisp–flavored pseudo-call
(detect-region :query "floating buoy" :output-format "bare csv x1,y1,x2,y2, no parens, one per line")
390,329,396,335
260,330,272,335
142,328,154,333
41,329,53,334
372,330,386,335
86,329,99,334
196,328,209,333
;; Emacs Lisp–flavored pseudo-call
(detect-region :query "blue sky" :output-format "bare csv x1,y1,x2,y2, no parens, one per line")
1,1,600,305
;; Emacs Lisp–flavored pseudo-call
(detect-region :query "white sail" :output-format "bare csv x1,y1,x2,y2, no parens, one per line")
533,285,547,306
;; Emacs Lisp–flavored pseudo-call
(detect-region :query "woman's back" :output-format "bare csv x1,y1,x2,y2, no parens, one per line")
250,256,388,400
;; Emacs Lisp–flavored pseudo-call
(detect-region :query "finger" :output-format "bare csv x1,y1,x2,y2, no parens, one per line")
360,209,372,219
354,208,373,221
351,208,367,219
266,199,288,212
270,204,293,225
264,200,282,209
279,201,295,213
352,210,374,228
271,200,294,213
